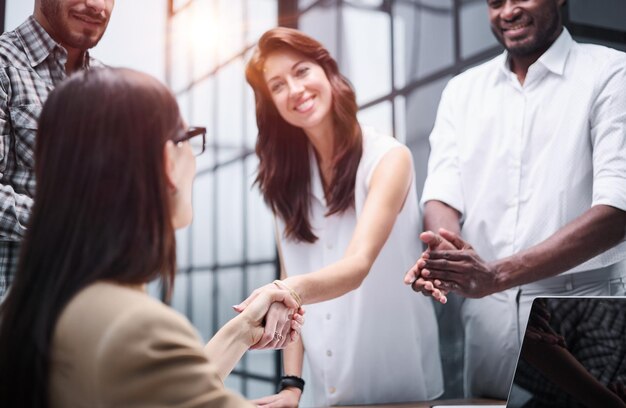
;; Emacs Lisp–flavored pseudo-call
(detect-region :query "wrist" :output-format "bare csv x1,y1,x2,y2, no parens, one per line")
273,279,302,307
278,375,305,397
229,313,258,348
492,257,517,292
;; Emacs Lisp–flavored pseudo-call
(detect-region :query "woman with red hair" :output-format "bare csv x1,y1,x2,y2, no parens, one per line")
240,27,444,406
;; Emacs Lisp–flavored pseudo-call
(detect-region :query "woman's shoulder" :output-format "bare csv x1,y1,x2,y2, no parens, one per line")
52,282,251,407
358,125,412,183
55,282,200,362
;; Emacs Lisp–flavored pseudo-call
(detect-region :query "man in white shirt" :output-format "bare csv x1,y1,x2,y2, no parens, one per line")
404,0,626,399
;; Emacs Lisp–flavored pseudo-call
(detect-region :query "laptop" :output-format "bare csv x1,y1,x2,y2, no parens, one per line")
433,296,626,408
506,296,626,408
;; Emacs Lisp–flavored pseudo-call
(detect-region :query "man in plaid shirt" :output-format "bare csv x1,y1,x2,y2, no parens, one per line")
0,0,114,298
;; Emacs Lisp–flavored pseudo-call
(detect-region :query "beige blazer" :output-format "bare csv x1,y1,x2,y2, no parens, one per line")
49,281,254,408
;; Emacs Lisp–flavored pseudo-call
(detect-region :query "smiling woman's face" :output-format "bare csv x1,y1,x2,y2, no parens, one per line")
263,49,333,134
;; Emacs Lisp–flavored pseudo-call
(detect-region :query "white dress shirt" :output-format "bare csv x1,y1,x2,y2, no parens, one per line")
422,29,626,274
278,126,443,406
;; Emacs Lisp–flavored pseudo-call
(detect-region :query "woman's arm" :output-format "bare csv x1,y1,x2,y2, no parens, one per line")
237,145,415,310
252,338,305,407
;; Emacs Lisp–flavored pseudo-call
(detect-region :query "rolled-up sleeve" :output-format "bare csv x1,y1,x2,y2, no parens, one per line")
590,57,626,212
421,80,465,217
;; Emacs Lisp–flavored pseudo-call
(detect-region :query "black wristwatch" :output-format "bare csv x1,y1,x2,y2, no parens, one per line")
278,375,305,393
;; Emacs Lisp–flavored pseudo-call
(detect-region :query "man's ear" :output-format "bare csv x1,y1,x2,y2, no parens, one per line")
163,140,178,191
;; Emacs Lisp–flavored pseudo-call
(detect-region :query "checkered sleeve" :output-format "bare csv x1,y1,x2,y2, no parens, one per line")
0,70,32,241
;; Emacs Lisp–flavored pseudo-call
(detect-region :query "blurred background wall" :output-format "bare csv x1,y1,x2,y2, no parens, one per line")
3,0,625,403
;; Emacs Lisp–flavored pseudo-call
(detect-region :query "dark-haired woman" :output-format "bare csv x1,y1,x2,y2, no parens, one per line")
0,67,302,408
240,27,444,407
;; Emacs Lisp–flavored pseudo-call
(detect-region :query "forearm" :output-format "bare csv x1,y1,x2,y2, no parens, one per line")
282,337,304,400
282,253,371,305
283,337,304,376
495,204,626,289
423,200,461,235
204,316,253,381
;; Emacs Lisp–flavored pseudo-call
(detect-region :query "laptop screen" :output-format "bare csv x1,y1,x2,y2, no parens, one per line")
506,297,626,408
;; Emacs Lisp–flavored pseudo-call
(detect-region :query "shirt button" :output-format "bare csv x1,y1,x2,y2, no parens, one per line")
326,350,332,357
329,386,336,394
326,313,331,320
326,242,333,250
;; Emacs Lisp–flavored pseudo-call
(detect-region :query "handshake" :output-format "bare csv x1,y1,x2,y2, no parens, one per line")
232,280,305,350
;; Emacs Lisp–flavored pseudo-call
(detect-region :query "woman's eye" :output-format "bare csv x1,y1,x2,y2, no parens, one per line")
296,67,309,77
270,82,284,93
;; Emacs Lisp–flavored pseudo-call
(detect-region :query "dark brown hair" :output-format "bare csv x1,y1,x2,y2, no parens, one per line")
245,27,362,243
0,68,180,407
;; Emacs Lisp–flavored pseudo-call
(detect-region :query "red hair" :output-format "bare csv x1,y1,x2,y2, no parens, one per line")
245,27,362,243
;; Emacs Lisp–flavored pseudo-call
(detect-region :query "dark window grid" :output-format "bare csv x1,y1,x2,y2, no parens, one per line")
166,0,283,395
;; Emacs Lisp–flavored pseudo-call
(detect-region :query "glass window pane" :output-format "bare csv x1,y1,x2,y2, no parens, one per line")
190,270,214,341
460,0,499,59
188,0,218,79
299,4,339,61
177,91,191,126
217,58,245,148
191,173,214,267
170,9,193,92
299,0,318,11
244,80,258,149
216,267,244,328
404,76,451,193
246,378,276,400
393,0,454,88
170,271,189,316
343,7,391,105
394,95,407,143
357,101,393,139
218,0,244,62
217,162,244,264
190,77,214,131
224,373,244,396
176,226,191,269
246,0,278,45
404,76,451,145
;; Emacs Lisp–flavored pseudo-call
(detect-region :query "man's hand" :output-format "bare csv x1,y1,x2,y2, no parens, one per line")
404,229,460,303
418,229,501,298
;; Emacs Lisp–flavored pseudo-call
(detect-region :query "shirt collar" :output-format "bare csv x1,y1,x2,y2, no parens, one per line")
16,15,90,69
498,28,573,79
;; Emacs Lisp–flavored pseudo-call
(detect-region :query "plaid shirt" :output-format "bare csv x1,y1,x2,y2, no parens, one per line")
0,16,99,298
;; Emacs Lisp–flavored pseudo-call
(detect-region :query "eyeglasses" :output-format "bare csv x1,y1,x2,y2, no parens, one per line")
175,126,207,156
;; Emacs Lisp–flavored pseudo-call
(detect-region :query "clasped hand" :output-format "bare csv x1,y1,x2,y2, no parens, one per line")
404,228,500,300
233,284,305,350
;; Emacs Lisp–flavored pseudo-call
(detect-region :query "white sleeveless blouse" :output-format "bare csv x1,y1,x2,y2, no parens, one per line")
277,126,443,406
